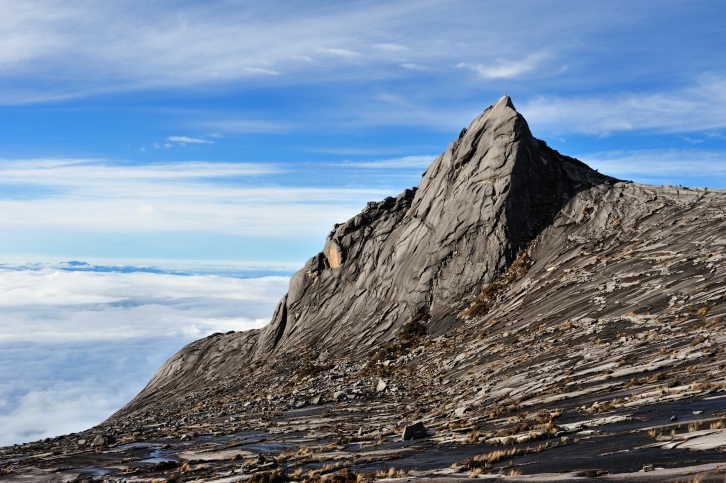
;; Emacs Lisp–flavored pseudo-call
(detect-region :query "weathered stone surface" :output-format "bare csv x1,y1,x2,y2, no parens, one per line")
10,95,726,483
90,434,115,447
115,96,613,419
376,378,387,392
257,96,609,359
110,96,726,452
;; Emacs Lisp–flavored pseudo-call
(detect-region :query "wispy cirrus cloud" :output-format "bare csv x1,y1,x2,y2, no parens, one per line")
456,52,551,79
0,159,392,246
521,77,726,136
336,155,436,169
0,158,277,183
373,43,408,52
317,47,360,58
167,136,213,145
579,148,726,187
401,63,432,71
0,1,627,104
201,119,291,134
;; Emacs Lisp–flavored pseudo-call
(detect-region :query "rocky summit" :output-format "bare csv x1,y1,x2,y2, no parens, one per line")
4,96,726,482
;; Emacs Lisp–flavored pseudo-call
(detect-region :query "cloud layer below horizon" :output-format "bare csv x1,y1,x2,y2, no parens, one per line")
2,0,726,450
0,264,291,446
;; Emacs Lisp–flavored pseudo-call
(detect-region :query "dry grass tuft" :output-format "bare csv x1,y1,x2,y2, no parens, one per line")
690,472,706,483
374,467,407,479
248,471,291,483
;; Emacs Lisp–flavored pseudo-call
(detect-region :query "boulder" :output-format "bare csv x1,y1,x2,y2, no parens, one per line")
90,434,116,447
376,379,387,392
402,422,428,441
454,406,468,417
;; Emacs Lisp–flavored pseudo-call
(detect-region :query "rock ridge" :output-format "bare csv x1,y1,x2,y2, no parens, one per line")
114,96,617,417
257,95,614,358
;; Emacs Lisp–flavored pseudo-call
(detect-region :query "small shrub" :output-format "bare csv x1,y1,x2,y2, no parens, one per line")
249,471,291,483
466,429,481,444
462,252,531,318
368,310,428,365
148,461,179,472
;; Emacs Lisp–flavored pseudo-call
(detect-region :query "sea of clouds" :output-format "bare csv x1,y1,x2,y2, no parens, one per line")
0,260,295,447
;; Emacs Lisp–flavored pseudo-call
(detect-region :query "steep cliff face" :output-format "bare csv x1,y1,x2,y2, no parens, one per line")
113,96,616,416
256,96,611,357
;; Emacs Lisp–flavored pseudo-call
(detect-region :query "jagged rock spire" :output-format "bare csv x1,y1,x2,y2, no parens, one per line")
112,96,615,419
255,96,609,356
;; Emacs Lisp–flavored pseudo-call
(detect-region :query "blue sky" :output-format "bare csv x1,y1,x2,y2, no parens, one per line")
1,0,725,262
2,0,726,445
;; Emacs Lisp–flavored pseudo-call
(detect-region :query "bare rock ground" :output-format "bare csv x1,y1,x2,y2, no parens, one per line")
3,97,726,481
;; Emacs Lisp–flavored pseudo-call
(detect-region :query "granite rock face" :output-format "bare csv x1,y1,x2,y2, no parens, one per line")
116,96,613,416
257,96,610,358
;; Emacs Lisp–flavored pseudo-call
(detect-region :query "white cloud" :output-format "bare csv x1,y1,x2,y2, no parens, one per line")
0,374,143,446
456,52,550,79
579,149,726,187
317,47,360,58
244,67,282,76
401,63,432,71
167,136,213,144
0,159,391,237
0,269,289,343
521,77,726,136
0,0,605,103
336,155,436,169
0,266,291,445
202,119,290,134
0,158,276,182
373,43,408,52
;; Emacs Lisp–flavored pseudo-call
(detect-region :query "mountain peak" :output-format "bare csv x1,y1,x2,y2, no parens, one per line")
34,98,726,481
492,94,515,111
117,97,613,416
